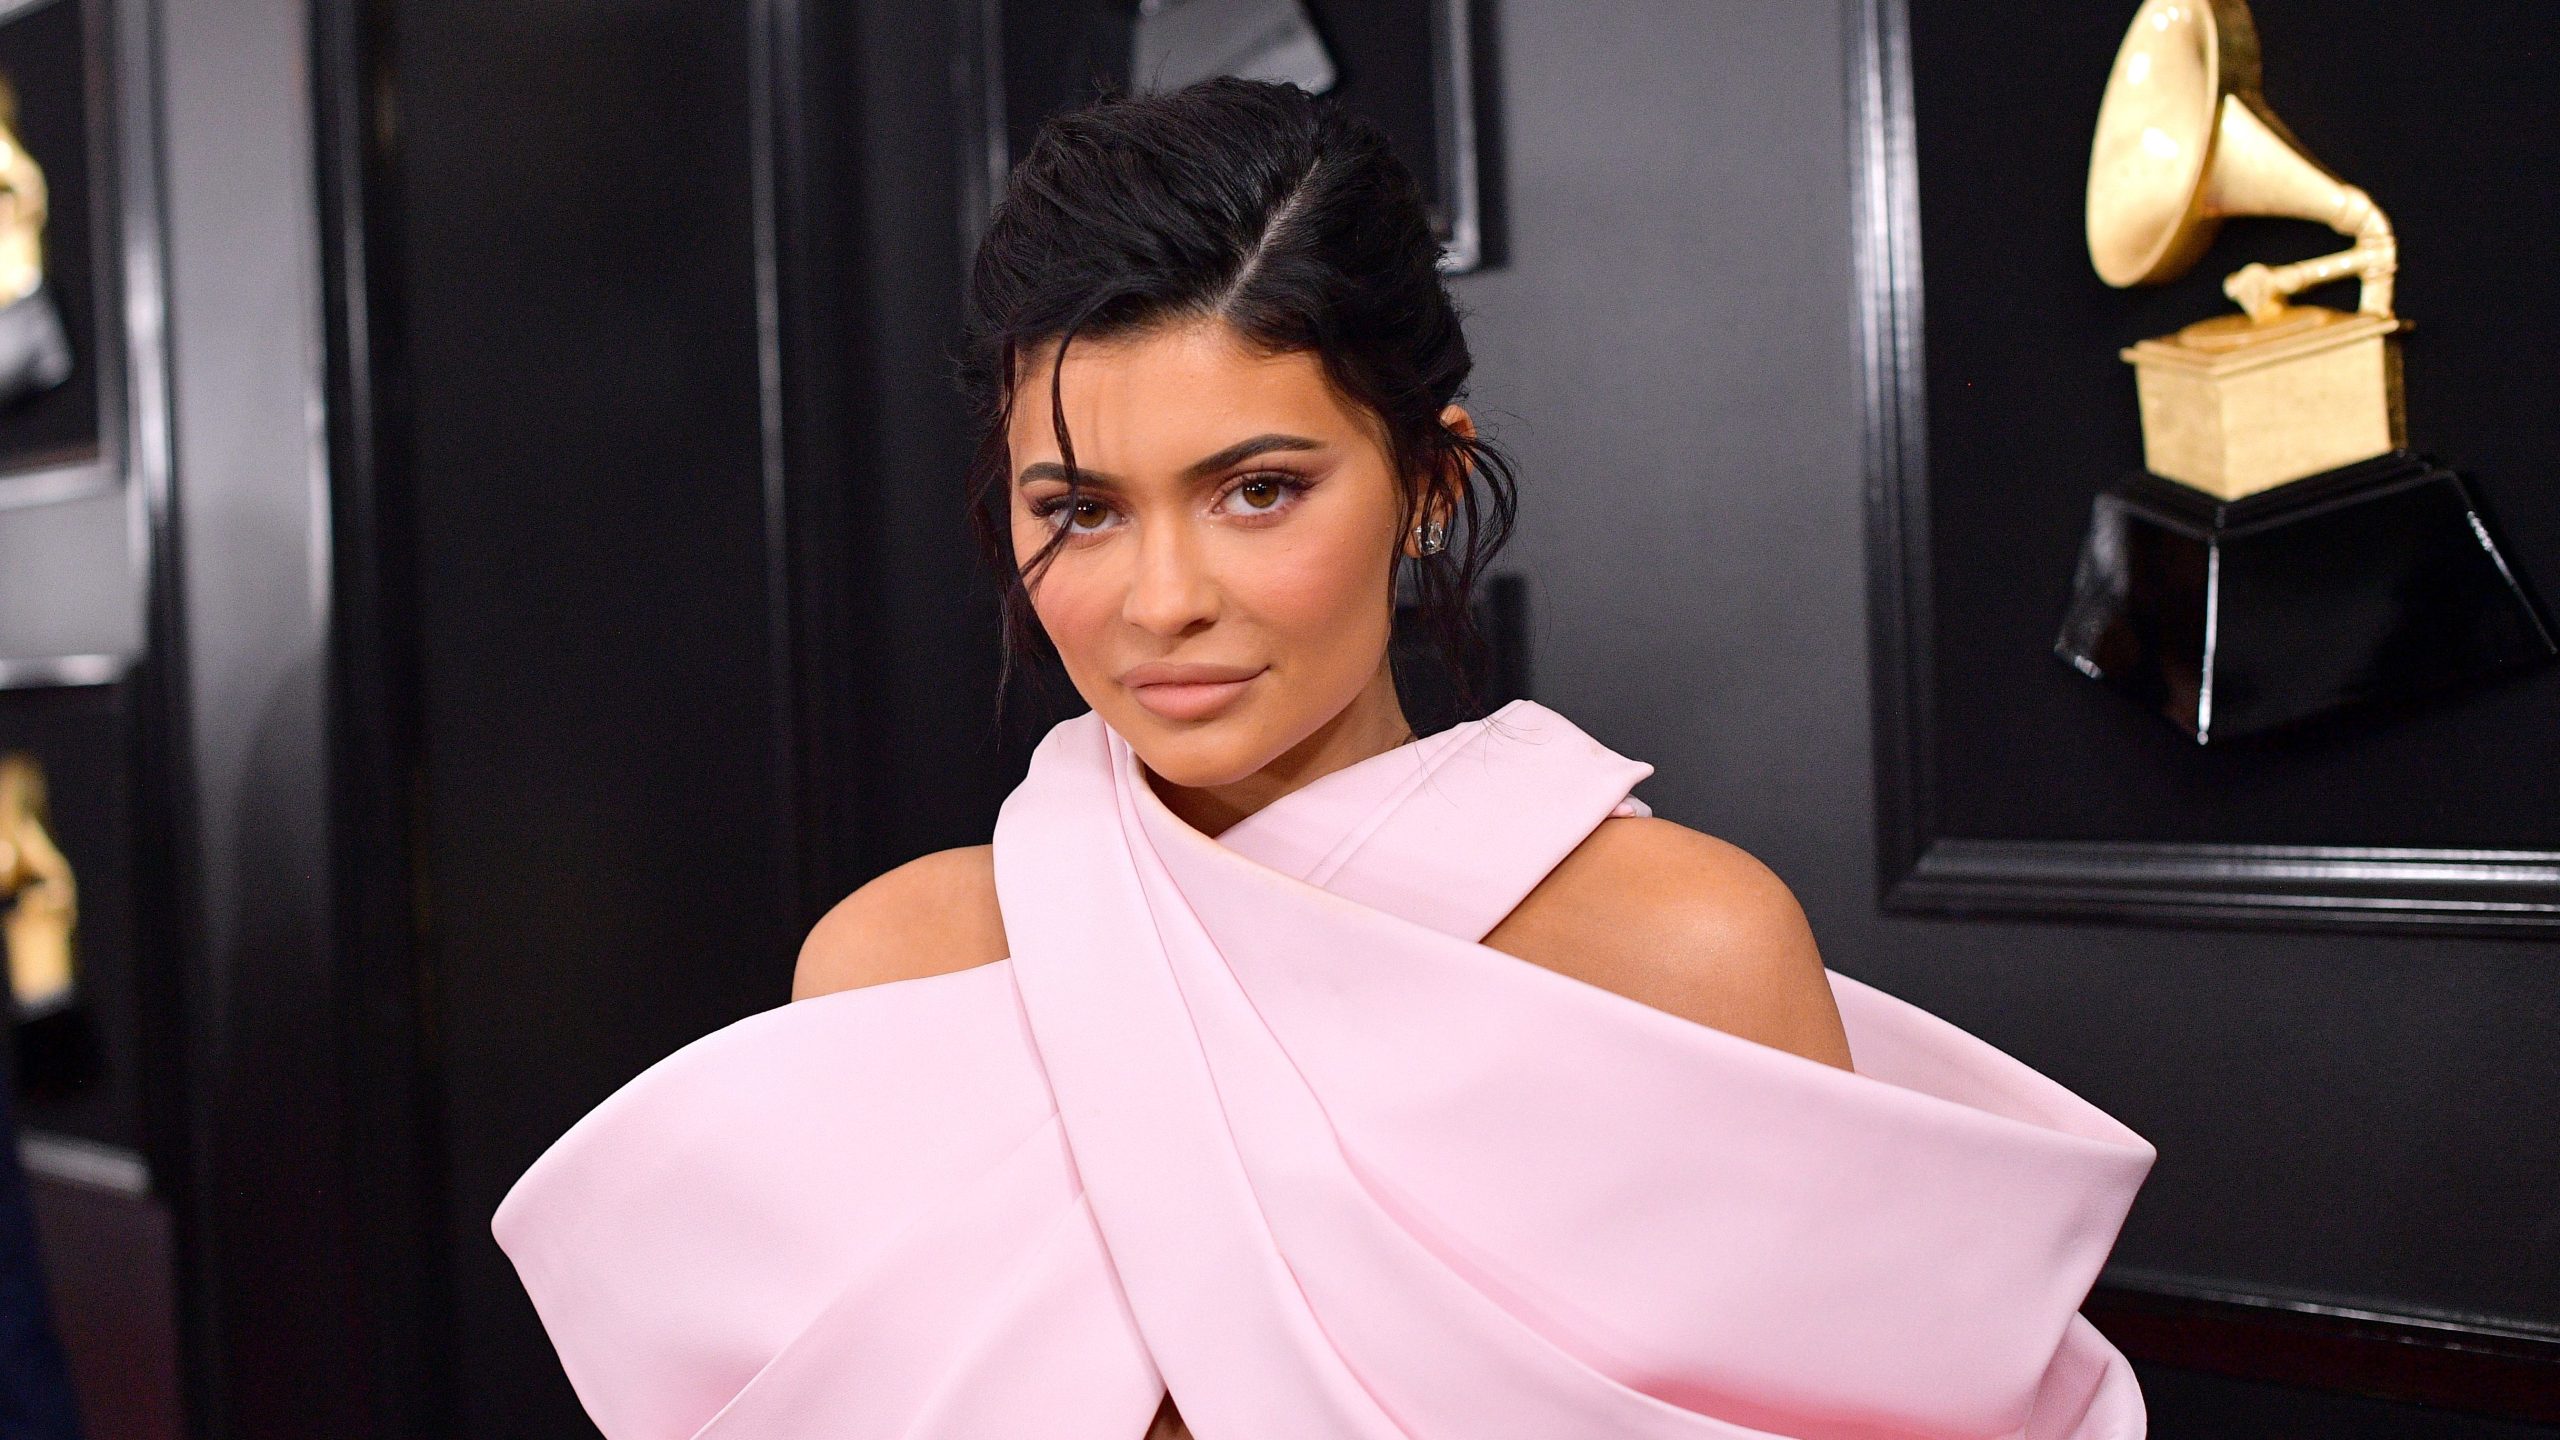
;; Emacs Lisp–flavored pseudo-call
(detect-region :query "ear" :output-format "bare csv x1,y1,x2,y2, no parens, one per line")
1402,404,1477,558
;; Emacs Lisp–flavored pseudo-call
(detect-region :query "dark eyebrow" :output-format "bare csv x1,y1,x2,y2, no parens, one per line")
1014,433,1324,489
1015,460,1118,489
1180,433,1324,479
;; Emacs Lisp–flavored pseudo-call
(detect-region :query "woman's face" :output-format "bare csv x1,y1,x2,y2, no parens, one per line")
1007,316,1451,793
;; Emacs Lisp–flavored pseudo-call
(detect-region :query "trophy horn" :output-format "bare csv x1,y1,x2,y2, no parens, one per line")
2085,0,2395,322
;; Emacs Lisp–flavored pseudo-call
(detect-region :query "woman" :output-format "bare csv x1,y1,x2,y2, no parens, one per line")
494,79,2154,1440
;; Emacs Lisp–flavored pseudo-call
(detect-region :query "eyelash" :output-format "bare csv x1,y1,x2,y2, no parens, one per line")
1030,472,1313,537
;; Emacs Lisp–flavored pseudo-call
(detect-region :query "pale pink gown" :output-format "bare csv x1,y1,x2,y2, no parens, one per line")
494,700,2156,1439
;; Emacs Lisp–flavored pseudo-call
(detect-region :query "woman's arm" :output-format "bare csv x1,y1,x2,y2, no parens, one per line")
791,845,1011,1001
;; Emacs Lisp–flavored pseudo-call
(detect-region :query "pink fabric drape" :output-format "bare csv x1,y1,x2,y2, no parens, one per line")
494,701,2155,1439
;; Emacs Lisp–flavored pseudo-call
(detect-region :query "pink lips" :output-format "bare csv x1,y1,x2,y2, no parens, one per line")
1122,662,1266,722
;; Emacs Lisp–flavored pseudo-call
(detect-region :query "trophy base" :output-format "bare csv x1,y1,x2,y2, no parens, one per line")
2054,453,2556,743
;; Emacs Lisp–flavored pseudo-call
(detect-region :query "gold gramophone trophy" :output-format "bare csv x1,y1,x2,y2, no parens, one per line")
2053,0,2552,742
0,752,76,1020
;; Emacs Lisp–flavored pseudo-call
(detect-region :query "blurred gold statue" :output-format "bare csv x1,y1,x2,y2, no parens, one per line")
2087,0,2403,500
0,71,70,408
0,74,45,309
0,752,77,1018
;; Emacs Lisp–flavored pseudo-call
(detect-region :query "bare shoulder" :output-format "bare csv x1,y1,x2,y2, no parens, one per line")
1482,816,1854,1069
791,845,1011,1001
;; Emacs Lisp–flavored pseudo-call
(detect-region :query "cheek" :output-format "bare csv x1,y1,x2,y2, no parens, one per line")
1013,522,1116,663
1234,511,1396,651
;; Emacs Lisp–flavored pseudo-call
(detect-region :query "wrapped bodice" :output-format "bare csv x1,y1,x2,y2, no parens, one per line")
493,701,2154,1439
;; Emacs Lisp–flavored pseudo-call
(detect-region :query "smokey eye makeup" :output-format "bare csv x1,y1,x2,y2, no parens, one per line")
1213,471,1314,519
1025,469,1319,536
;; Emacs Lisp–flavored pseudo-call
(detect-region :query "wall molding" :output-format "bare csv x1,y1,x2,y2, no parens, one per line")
2089,1274,2560,1423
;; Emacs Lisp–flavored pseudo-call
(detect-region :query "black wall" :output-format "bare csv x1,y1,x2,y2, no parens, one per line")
1445,0,2554,1423
315,0,2560,1435
1464,0,2558,1325
374,0,1020,1432
161,0,381,1430
386,6,790,1434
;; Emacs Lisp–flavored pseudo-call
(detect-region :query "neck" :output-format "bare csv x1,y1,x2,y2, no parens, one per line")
1144,661,1415,838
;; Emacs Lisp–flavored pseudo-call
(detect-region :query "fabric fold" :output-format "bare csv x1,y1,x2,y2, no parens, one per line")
495,699,2156,1439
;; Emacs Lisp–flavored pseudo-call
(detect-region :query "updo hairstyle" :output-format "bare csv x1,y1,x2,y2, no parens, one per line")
959,77,1520,716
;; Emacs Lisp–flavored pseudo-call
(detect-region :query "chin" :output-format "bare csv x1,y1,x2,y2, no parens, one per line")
1118,719,1272,790
1107,700,1289,790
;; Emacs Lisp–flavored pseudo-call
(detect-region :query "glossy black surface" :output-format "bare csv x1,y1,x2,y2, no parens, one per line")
2056,455,2556,743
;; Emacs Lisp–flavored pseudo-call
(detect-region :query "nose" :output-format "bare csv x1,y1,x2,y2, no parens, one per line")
1120,516,1218,637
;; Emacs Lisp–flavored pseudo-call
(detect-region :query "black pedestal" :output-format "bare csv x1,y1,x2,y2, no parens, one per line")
2054,453,2556,743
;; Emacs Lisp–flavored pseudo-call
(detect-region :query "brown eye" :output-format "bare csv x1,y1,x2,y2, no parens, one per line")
1211,473,1307,521
1045,496,1111,532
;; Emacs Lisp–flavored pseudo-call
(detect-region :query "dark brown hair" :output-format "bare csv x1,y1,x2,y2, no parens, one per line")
959,77,1520,718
